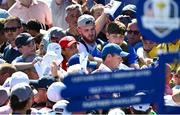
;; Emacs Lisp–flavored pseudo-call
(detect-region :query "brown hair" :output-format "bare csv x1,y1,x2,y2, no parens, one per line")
90,4,104,16
0,63,17,75
106,21,126,35
5,16,22,27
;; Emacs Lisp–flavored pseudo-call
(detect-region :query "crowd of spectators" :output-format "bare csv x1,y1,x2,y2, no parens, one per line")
0,0,179,114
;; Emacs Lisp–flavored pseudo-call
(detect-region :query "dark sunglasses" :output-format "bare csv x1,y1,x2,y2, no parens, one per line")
85,20,94,25
127,30,140,35
119,16,131,24
4,27,21,32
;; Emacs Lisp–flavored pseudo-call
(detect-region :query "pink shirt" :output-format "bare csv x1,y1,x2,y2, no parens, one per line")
8,0,52,26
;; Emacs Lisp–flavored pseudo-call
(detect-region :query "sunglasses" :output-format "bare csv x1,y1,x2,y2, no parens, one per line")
4,27,21,32
119,16,131,24
85,20,94,25
127,30,140,35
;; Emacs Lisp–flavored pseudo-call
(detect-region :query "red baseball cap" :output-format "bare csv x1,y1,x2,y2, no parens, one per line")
59,36,77,49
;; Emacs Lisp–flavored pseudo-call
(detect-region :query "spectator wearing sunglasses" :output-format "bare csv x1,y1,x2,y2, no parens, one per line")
126,19,142,51
3,16,23,63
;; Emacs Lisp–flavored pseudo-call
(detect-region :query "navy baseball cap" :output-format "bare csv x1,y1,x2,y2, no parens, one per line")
102,43,129,58
15,33,34,48
29,77,55,89
68,53,97,69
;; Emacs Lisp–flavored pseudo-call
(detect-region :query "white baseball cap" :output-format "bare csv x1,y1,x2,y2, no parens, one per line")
53,100,71,115
10,71,29,89
108,108,125,115
132,92,150,112
47,82,66,102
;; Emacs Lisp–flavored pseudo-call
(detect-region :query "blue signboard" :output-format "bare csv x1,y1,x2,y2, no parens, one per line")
67,93,157,112
62,68,165,112
159,51,180,113
136,0,180,43
62,69,162,98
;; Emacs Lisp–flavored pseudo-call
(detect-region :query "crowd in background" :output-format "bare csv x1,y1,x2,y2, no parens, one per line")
0,0,179,114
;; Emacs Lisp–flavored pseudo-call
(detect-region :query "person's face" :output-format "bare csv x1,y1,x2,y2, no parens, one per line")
19,40,36,56
107,33,124,45
4,21,22,43
126,23,141,45
142,39,156,52
78,25,96,43
63,43,78,59
106,54,123,70
66,8,81,28
19,0,32,7
93,8,103,19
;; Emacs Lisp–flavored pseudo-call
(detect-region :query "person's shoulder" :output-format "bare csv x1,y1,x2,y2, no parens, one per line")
12,55,23,63
4,44,11,51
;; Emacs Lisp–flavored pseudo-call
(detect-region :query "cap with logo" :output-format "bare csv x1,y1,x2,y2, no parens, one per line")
78,14,95,27
53,100,71,115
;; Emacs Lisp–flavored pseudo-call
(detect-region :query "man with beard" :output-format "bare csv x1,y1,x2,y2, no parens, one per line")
77,14,104,57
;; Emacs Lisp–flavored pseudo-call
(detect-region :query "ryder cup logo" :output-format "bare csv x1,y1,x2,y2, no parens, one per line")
142,0,179,38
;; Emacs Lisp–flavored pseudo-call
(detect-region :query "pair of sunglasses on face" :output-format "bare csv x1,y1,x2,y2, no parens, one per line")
4,26,21,32
126,30,140,35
